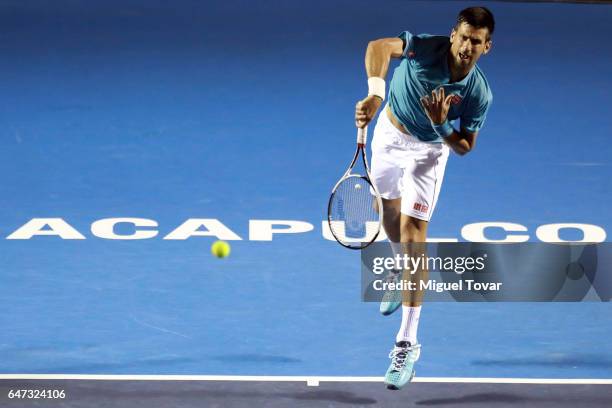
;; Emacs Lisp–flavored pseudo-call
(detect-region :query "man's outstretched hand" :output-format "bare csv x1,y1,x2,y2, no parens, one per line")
420,87,454,125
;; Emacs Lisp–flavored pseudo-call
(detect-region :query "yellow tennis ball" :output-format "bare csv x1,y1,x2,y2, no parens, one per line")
211,240,231,258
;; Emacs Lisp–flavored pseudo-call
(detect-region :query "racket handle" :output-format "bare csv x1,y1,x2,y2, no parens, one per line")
357,126,368,146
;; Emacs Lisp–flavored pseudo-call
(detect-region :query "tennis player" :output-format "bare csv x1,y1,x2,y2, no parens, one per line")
355,7,495,390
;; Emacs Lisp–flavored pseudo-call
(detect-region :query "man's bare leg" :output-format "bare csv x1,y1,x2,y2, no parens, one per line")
383,213,428,390
396,214,428,345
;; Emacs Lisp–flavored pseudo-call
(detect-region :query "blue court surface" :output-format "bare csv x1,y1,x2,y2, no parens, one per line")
1,0,612,405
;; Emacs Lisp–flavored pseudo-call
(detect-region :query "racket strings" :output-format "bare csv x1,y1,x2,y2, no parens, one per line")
329,177,380,246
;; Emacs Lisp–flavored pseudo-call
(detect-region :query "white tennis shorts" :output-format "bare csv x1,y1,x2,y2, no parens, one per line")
370,109,450,222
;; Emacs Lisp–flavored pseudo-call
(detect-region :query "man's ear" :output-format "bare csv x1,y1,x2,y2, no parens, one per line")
483,39,492,55
450,28,456,43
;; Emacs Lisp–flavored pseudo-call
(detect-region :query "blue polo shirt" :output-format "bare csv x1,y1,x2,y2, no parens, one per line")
388,31,493,143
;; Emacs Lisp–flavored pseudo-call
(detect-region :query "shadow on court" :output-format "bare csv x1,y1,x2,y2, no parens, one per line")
1,380,611,407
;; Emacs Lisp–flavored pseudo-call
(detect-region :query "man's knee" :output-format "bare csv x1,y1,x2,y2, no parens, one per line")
382,199,402,226
380,198,402,242
400,215,428,242
382,199,401,217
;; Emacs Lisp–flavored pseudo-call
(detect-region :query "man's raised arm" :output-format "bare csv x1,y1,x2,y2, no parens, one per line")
365,38,405,79
355,38,404,128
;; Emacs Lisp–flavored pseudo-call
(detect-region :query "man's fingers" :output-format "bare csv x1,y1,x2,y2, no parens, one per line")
439,87,445,101
420,97,431,114
355,99,369,127
420,97,432,119
431,89,438,104
355,96,380,128
444,94,453,106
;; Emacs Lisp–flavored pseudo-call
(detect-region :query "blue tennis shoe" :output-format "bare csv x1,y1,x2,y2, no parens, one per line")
384,341,421,390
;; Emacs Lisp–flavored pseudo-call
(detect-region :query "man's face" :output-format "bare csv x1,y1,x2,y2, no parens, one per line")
449,22,492,70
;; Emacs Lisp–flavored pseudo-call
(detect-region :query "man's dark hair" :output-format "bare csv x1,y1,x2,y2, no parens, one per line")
456,7,495,39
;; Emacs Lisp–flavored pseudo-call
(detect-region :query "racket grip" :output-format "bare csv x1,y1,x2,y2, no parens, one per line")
357,126,368,145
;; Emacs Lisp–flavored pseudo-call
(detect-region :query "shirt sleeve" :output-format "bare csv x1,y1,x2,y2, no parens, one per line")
398,32,446,64
398,31,415,58
461,90,493,134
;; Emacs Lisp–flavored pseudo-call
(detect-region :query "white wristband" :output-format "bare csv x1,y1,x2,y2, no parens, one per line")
368,77,386,101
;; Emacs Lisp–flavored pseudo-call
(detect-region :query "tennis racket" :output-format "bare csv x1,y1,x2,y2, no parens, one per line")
327,126,383,250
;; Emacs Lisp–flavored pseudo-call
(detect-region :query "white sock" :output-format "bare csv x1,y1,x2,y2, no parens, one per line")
396,305,421,345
